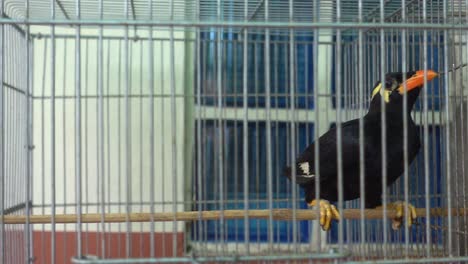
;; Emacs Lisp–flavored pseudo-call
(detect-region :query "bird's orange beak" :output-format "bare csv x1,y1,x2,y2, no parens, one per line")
397,70,438,94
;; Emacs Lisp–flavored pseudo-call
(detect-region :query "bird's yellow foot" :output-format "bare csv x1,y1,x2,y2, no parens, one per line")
308,199,340,231
386,201,417,230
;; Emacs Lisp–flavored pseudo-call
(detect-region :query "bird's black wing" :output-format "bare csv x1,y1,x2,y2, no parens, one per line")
284,119,361,187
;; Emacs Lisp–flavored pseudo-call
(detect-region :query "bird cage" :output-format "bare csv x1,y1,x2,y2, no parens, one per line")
1,0,468,263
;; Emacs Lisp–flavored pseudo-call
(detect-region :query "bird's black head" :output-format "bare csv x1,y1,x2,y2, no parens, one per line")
369,70,438,113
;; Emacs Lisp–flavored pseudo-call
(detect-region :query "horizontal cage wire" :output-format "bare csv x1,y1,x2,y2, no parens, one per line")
0,0,468,264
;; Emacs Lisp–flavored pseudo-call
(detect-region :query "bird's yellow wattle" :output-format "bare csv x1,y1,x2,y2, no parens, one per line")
371,83,381,98
371,83,391,103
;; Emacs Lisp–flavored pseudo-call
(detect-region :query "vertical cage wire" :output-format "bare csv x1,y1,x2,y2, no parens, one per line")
74,0,83,258
0,0,4,261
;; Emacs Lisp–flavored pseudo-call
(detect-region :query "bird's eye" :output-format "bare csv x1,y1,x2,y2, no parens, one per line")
384,80,393,89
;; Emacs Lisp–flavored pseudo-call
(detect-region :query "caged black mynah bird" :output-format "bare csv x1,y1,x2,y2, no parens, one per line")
284,70,438,231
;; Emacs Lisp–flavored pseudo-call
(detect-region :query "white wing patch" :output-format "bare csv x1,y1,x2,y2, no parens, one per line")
299,162,315,178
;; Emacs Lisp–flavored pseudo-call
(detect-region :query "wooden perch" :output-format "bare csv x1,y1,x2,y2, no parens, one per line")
3,208,466,225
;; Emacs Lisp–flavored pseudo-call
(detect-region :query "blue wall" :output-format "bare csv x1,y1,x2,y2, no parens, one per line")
193,27,446,244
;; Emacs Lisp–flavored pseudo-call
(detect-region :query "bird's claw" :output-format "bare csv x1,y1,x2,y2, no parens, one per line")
388,201,417,230
308,199,340,231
